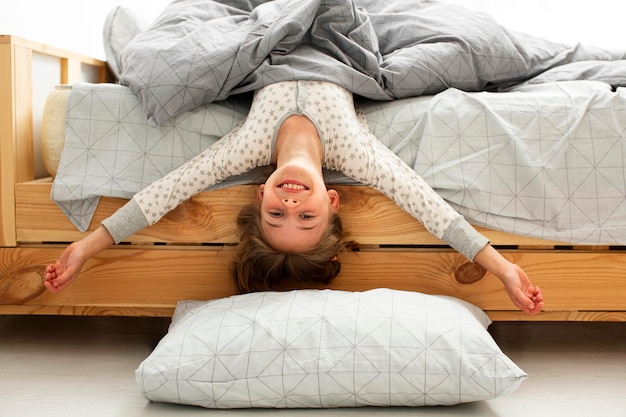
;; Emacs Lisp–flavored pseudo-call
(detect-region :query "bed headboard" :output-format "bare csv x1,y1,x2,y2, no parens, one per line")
0,35,110,247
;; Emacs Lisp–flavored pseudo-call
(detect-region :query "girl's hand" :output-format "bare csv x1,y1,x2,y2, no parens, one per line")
499,262,544,315
44,242,86,292
474,244,544,315
43,226,115,293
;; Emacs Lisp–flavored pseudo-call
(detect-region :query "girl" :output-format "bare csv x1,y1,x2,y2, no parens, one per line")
44,81,543,314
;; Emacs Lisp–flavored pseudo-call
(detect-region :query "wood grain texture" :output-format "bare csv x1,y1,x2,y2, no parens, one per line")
16,180,565,247
10,180,626,321
0,40,20,247
2,246,626,318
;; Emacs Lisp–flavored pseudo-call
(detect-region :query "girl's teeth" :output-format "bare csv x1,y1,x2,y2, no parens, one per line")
281,183,306,190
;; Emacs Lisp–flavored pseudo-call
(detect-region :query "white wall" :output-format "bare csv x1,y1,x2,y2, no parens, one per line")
0,0,170,60
441,0,625,50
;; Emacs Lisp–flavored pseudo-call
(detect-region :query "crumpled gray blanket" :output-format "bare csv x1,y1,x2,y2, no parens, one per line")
119,0,626,126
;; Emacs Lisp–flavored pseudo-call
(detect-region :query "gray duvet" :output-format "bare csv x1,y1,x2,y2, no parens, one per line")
119,0,626,126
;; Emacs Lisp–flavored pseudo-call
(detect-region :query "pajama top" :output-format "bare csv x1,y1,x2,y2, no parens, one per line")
102,81,488,260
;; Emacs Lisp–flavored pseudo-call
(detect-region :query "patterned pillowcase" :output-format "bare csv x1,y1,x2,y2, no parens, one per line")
136,288,526,408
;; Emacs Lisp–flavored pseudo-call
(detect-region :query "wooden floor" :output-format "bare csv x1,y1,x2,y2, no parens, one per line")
1,315,625,417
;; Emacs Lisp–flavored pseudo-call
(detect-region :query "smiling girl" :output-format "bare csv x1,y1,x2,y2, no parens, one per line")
44,81,543,314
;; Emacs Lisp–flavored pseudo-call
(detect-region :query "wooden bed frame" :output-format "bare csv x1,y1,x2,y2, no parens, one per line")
2,35,626,321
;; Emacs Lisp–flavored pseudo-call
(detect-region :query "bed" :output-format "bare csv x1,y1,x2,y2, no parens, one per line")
2,0,626,322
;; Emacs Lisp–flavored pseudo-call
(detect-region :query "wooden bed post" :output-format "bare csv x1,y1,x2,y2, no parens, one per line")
0,35,34,247
0,35,111,247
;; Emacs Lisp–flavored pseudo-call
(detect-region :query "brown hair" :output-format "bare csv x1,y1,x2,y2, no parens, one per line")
231,203,349,293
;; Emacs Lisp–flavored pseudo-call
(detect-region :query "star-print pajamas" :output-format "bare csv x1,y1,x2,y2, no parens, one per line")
102,81,488,260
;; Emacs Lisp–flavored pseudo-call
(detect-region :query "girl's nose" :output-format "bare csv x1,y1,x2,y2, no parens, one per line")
283,198,299,205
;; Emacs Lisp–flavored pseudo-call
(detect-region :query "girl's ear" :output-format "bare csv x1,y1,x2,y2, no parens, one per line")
328,189,340,213
257,184,265,203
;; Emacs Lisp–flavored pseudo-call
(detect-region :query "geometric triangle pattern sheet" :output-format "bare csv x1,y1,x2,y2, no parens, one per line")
415,82,626,245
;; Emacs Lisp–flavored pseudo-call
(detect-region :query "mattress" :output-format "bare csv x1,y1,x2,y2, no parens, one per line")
44,80,626,245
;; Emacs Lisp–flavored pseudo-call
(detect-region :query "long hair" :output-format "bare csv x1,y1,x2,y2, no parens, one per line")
231,203,349,293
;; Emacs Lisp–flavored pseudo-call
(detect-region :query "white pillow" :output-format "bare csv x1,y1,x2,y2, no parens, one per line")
102,6,148,79
136,289,526,408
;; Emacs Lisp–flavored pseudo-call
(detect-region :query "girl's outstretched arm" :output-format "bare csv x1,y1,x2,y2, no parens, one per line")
44,226,114,293
473,244,544,315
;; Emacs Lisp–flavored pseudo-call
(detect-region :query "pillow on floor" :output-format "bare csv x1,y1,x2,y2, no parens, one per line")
136,288,526,408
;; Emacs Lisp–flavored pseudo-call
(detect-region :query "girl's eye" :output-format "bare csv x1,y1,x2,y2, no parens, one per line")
269,211,283,218
300,214,314,220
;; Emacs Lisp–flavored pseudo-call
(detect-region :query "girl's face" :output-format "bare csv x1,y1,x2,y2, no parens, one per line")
258,161,339,253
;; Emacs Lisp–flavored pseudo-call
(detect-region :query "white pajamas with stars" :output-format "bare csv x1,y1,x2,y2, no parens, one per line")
102,81,488,260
